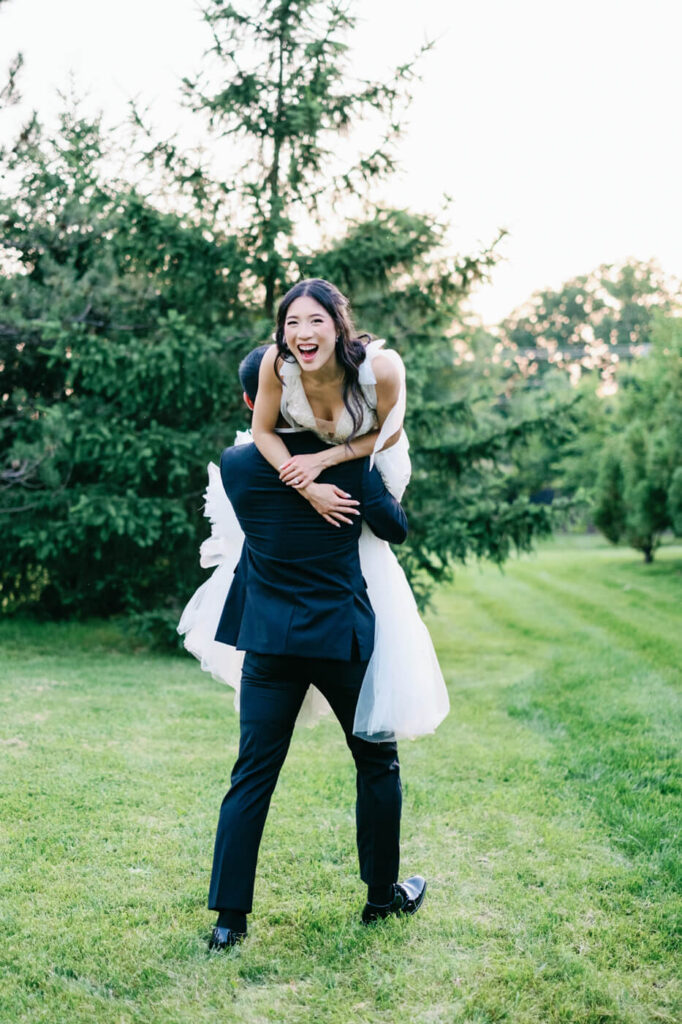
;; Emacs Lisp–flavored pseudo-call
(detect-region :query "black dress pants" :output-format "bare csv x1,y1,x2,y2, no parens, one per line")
208,651,402,913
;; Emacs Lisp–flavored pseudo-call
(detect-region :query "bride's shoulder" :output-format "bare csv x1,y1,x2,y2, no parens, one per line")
261,343,279,369
256,343,286,393
363,341,403,397
371,350,400,379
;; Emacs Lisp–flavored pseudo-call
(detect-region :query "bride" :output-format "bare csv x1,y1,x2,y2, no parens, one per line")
178,278,449,741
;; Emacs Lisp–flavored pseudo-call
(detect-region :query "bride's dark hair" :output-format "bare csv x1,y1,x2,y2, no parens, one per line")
274,278,370,441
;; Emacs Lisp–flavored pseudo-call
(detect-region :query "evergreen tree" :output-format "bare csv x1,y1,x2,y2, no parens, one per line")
0,107,255,620
1,0,575,626
591,315,682,561
178,0,424,316
593,445,627,544
173,0,573,595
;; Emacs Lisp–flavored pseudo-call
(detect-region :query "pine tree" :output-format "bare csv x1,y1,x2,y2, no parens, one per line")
592,316,682,561
1,0,575,625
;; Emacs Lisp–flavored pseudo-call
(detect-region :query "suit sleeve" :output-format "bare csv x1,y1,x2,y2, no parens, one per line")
360,460,408,544
219,446,235,494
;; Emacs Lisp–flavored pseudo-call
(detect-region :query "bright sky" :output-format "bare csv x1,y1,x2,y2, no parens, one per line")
1,0,681,324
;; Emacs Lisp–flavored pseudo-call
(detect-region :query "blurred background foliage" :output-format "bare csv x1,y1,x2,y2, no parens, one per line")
1,0,680,642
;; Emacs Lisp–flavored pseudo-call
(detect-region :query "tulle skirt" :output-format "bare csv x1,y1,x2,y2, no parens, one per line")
177,458,449,740
353,522,449,740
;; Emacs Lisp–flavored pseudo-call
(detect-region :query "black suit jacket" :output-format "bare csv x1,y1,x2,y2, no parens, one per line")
214,431,407,661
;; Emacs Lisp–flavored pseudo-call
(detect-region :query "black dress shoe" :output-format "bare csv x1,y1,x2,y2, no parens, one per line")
361,875,427,924
208,925,246,950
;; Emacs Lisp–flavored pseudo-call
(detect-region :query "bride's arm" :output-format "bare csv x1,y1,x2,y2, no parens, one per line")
251,345,294,472
279,353,403,486
251,345,360,525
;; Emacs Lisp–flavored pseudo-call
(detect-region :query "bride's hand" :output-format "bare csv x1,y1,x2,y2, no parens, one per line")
279,452,328,489
300,482,360,527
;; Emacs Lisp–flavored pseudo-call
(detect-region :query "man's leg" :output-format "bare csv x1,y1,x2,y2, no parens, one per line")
312,657,402,892
208,653,308,915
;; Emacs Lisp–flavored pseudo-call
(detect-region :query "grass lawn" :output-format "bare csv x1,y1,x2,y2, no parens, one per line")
1,537,680,1023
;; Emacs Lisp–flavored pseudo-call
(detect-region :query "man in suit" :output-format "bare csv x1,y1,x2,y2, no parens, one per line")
207,348,427,949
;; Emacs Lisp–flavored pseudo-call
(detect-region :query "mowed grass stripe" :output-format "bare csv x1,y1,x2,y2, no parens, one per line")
428,547,681,896
434,564,593,661
512,545,682,627
504,649,681,878
428,550,681,801
490,553,682,897
423,565,681,1019
424,551,681,873
509,567,681,672
454,541,682,677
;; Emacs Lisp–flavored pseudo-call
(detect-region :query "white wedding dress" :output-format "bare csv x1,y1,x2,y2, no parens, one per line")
178,340,449,741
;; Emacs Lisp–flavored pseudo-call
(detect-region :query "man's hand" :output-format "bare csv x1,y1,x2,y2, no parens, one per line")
279,452,329,489
300,482,360,527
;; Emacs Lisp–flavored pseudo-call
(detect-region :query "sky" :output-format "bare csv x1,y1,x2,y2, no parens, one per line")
1,0,681,324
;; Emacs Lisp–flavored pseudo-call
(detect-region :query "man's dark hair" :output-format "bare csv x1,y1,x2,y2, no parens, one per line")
238,344,271,403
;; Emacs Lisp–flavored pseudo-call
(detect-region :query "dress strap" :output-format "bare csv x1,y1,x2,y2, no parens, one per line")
358,338,386,386
279,356,301,381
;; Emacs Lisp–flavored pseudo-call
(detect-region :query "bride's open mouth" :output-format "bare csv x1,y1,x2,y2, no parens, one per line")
297,343,319,363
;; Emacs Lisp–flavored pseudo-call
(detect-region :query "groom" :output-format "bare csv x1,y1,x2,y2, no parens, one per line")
207,347,427,949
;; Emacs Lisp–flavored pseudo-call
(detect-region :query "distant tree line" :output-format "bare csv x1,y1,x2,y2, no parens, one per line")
463,261,682,562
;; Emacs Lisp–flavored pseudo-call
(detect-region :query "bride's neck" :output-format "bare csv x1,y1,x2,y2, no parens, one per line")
305,355,345,389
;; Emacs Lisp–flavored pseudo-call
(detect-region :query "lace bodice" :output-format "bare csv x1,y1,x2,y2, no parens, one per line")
279,345,379,444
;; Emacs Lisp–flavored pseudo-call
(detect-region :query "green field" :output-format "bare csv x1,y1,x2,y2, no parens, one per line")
1,539,680,1024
